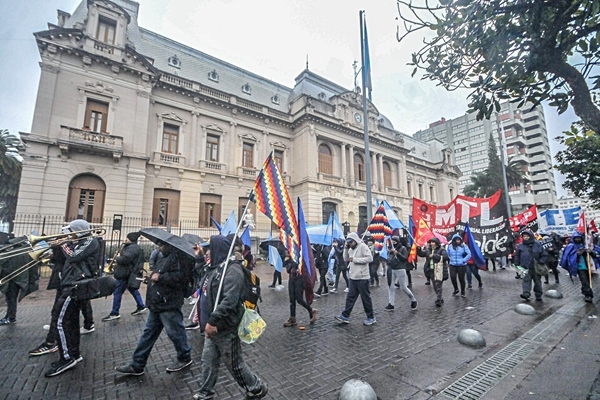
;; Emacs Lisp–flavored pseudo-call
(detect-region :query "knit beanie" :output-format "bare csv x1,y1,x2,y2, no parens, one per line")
127,231,141,243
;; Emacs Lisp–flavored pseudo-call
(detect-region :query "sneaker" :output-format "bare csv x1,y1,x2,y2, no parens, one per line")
188,297,198,305
335,315,350,324
102,314,121,322
74,356,83,363
363,318,376,326
43,324,50,330
322,292,329,296
395,283,400,288
166,359,192,373
314,293,321,298
80,325,95,334
478,282,483,289
384,304,394,311
185,322,200,330
407,283,412,288
0,318,15,325
310,309,318,324
29,342,58,356
330,288,338,293
246,382,268,399
343,288,349,293
435,299,442,307
425,281,431,285
131,307,148,316
452,290,459,296
44,358,76,377
461,292,466,298
585,296,593,303
267,284,275,289
467,285,472,289
535,297,543,302
115,364,144,376
410,301,418,310
520,294,531,302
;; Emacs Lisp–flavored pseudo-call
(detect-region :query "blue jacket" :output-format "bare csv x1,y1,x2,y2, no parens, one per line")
514,231,546,270
446,234,471,266
560,231,587,276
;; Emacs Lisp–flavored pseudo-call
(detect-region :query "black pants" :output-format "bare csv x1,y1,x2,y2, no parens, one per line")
46,290,62,344
369,263,379,285
335,267,349,290
56,293,81,361
406,269,412,285
486,258,496,271
271,271,282,286
341,279,374,319
288,275,312,318
79,299,94,329
578,269,593,298
316,269,329,295
449,265,467,293
4,280,20,321
546,260,560,282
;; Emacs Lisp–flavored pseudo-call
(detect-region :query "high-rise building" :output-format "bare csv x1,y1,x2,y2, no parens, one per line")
414,101,558,213
15,0,460,233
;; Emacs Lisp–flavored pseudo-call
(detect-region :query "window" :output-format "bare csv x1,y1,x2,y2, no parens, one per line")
242,143,254,167
199,194,221,227
84,99,109,133
274,150,284,172
354,154,365,182
271,94,280,105
152,189,180,226
382,162,392,187
97,16,116,44
208,70,219,82
162,123,179,154
449,188,454,199
429,186,434,202
418,183,424,199
358,206,368,234
206,134,219,161
322,202,337,224
66,174,106,223
242,83,252,95
407,181,412,198
318,144,333,175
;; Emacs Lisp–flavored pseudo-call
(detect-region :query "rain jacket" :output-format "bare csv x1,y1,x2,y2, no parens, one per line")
514,229,546,271
343,232,373,280
387,240,409,270
560,231,589,276
446,234,471,267
146,251,186,312
113,242,144,280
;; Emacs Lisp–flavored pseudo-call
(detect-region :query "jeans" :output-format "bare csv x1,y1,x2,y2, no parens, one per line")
110,278,145,315
341,279,374,319
466,265,482,285
270,271,282,286
196,332,262,399
131,309,191,370
334,267,349,290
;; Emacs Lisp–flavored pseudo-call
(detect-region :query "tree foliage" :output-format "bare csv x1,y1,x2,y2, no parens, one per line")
555,121,600,206
463,133,526,198
396,0,600,132
0,130,22,228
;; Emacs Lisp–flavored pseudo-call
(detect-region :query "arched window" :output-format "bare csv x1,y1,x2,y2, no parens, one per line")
322,202,337,224
66,174,106,223
354,154,365,182
318,144,333,175
382,162,392,187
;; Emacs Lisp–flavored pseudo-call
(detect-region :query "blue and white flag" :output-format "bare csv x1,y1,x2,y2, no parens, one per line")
538,206,581,236
382,200,406,230
267,232,283,273
240,226,251,248
221,210,237,236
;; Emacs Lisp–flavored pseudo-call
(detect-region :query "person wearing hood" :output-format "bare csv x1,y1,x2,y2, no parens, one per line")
335,232,376,325
0,235,32,325
330,238,349,293
192,234,268,400
385,236,417,311
282,246,317,327
560,231,594,303
514,229,547,302
446,233,471,297
115,239,192,376
418,237,449,307
102,232,147,322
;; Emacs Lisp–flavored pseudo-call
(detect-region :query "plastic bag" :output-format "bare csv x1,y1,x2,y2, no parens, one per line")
238,306,266,344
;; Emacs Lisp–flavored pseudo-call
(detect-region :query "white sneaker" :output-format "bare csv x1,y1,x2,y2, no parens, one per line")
344,288,349,293
80,325,95,334
43,324,50,330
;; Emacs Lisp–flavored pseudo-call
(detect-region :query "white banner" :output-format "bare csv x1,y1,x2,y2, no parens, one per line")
538,206,581,236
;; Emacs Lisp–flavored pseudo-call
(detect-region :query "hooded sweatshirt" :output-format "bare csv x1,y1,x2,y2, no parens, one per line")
343,232,373,280
446,233,471,266
560,231,588,276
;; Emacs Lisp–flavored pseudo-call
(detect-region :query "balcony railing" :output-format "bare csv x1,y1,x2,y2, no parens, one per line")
58,126,123,162
67,128,123,147
199,160,225,171
153,151,185,165
238,166,258,178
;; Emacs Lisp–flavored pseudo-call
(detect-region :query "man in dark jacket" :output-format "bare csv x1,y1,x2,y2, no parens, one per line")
115,239,192,376
313,244,330,297
385,236,417,311
194,234,267,400
102,232,147,322
418,237,448,307
44,219,100,377
514,229,547,302
0,236,33,325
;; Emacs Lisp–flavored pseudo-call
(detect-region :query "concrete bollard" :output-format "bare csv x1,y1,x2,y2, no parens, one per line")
545,289,563,299
457,328,486,348
514,303,536,315
339,379,377,400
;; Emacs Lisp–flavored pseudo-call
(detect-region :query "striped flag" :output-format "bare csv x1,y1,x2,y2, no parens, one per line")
251,152,300,262
367,203,393,252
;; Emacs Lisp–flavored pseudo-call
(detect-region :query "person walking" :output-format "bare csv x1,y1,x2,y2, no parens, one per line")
540,233,561,284
514,229,547,302
466,258,483,290
446,234,471,297
366,236,381,287
418,237,449,307
102,232,147,322
560,231,594,303
384,236,417,311
335,232,376,325
0,236,31,325
193,235,268,400
330,238,349,293
115,239,192,376
282,248,317,327
313,244,330,297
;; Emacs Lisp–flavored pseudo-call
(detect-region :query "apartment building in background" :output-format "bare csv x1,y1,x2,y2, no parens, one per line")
15,0,460,233
414,101,558,213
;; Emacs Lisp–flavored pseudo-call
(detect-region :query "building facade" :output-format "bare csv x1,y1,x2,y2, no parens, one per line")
16,0,460,233
558,193,600,226
414,101,558,213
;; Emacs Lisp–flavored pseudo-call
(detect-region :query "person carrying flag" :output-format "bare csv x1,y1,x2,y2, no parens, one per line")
560,231,594,303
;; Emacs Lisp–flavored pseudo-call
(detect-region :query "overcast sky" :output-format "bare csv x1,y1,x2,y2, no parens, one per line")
0,0,576,196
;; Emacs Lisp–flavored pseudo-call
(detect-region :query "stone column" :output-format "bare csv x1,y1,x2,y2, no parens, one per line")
378,154,385,191
371,152,378,190
190,111,199,168
229,121,237,174
348,145,355,186
340,143,347,184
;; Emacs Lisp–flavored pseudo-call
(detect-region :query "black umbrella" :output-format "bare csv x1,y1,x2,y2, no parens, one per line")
181,233,206,246
140,228,196,259
259,238,286,252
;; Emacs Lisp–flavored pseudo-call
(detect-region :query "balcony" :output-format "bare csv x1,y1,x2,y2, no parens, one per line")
238,166,258,178
199,160,226,171
58,126,123,163
153,151,185,165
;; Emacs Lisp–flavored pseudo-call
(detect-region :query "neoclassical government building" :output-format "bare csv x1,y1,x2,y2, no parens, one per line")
16,0,460,232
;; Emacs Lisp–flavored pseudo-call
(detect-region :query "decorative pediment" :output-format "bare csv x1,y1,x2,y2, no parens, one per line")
239,133,258,142
84,80,114,94
270,141,287,150
158,112,187,124
202,123,226,134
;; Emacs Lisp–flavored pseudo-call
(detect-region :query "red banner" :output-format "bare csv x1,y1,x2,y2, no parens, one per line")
508,205,538,232
411,190,512,257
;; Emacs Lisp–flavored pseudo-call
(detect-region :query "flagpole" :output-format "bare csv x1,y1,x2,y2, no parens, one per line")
585,212,593,289
360,10,373,226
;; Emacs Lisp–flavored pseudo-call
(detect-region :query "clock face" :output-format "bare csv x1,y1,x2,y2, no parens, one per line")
354,113,362,123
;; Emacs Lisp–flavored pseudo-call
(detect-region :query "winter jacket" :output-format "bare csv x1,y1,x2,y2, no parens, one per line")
202,235,245,336
145,251,186,313
332,238,347,270
149,248,164,272
343,232,373,280
514,230,547,271
560,231,589,276
313,244,330,272
60,235,101,288
0,241,32,292
446,234,471,267
113,242,144,280
417,238,449,281
387,242,409,270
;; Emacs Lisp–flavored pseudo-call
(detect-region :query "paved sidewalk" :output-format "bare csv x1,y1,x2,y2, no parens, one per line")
0,263,598,399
